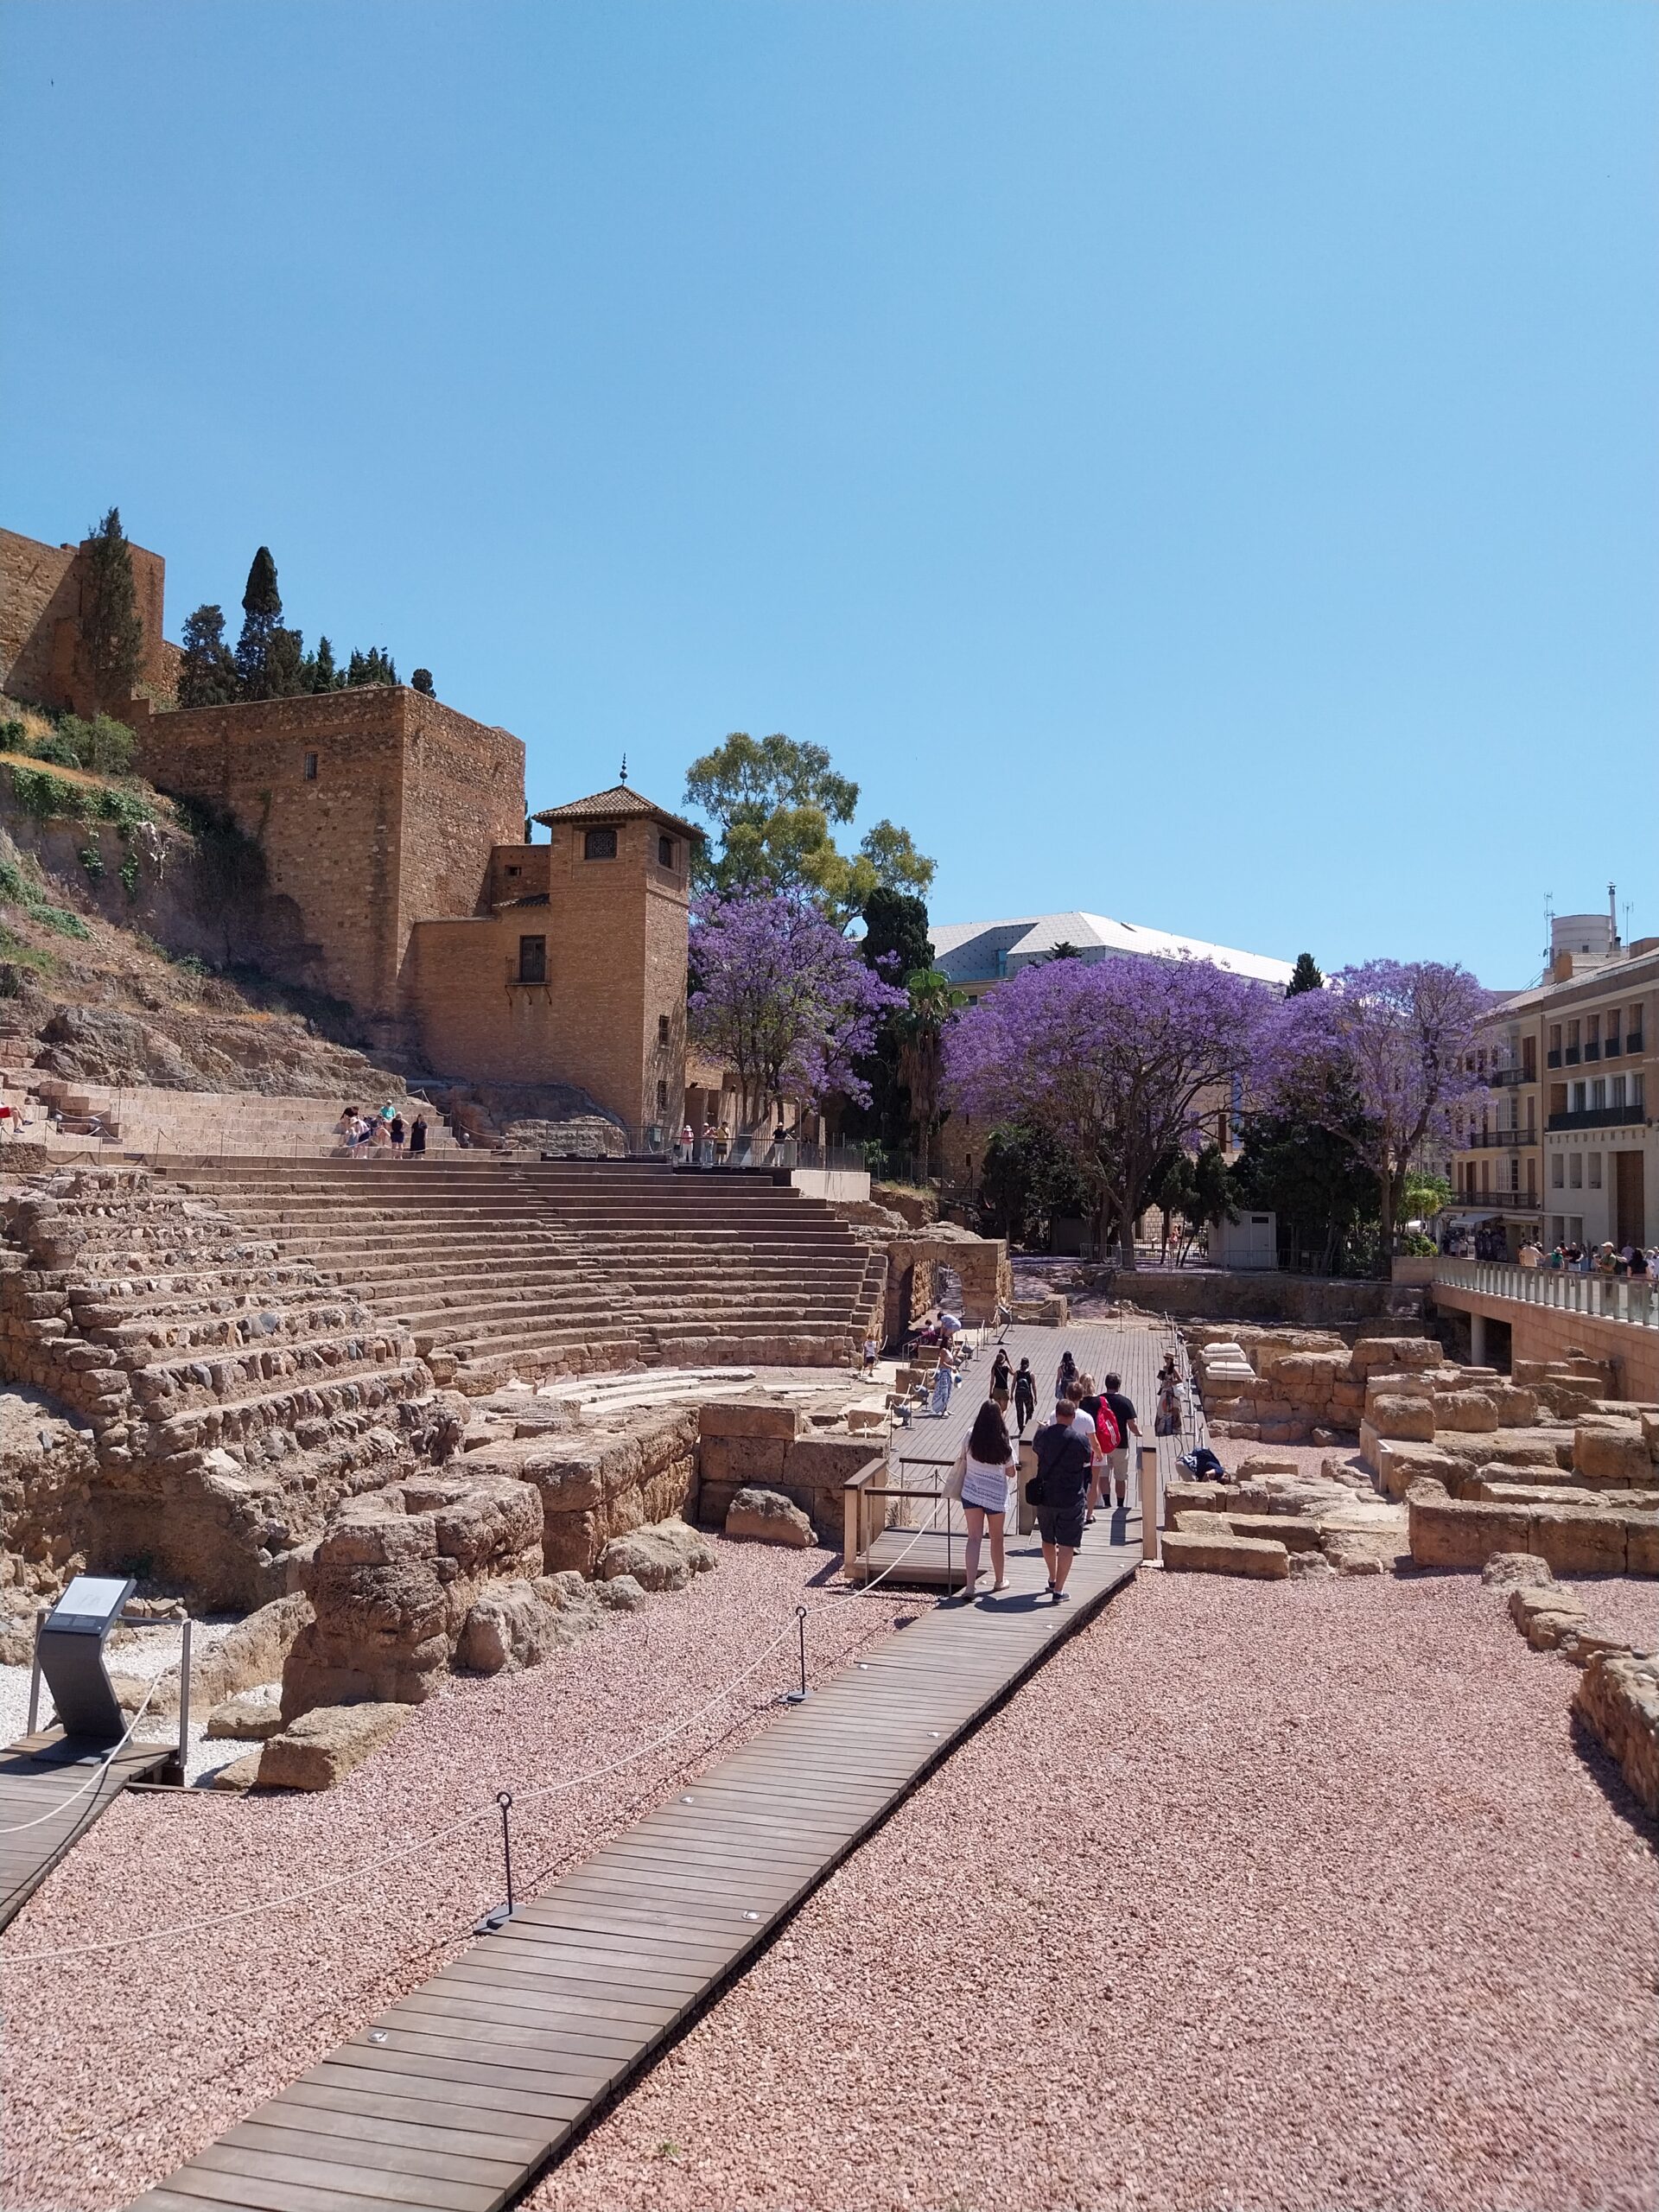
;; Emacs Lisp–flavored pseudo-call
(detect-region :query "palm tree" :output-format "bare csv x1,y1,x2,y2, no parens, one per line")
893,966,963,1183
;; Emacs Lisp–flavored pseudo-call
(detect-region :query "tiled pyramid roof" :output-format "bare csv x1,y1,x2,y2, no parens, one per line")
531,784,702,839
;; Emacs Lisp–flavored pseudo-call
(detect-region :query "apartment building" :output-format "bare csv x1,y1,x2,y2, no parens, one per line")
1451,912,1657,1255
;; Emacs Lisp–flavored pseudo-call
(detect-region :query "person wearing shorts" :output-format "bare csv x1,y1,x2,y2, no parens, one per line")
1031,1401,1091,1602
1102,1370,1141,1510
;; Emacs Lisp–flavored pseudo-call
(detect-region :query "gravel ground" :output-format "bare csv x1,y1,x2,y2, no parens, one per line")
528,1569,1659,2212
0,1541,914,2211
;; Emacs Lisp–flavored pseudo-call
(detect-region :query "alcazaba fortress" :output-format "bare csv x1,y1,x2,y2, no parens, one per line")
0,518,692,1133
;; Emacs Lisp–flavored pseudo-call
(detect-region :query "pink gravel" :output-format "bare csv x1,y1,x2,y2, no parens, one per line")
0,1540,913,2210
528,1570,1659,2212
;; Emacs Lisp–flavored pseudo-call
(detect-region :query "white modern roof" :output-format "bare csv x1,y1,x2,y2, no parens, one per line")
929,911,1294,988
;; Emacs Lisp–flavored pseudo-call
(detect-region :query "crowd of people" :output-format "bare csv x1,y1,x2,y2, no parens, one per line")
942,1348,1165,1606
1517,1237,1657,1279
334,1105,429,1159
674,1121,798,1169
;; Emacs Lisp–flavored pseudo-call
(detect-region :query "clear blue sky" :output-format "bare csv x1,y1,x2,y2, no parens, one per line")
3,2,1654,988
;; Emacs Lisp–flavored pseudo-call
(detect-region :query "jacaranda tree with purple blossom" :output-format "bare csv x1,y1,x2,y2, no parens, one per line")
1262,957,1489,1259
943,953,1274,1268
689,890,909,1133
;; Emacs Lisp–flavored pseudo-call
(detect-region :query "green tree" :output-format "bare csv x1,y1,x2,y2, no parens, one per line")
976,1122,1094,1247
1146,1141,1235,1262
410,667,435,696
80,508,144,705
1287,950,1324,996
1044,941,1084,963
1230,1106,1381,1274
235,547,289,698
892,966,963,1183
346,646,397,687
302,635,342,692
177,605,240,708
840,887,934,1154
683,730,933,925
51,714,136,776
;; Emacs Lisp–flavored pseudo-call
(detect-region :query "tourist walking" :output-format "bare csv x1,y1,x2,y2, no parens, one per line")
1029,1395,1092,1601
861,1333,879,1379
1154,1357,1182,1438
989,1346,1012,1410
949,1400,1018,1598
1055,1349,1078,1401
389,1113,406,1160
410,1113,428,1158
929,1358,954,1418
1012,1357,1036,1435
714,1122,730,1168
1101,1370,1141,1511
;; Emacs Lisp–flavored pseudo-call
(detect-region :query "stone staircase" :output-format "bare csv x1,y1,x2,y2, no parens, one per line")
158,1157,887,1389
7,1078,459,1159
0,1173,442,1605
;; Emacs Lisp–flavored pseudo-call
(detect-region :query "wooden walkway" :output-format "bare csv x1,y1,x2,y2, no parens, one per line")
0,1730,174,1936
129,1319,1163,2212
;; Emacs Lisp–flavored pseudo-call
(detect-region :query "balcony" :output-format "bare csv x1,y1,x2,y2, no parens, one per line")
1564,1046,1581,1065
1454,1191,1540,1213
1488,1065,1536,1089
1583,1042,1601,1063
1465,1127,1537,1147
1630,1033,1646,1056
1546,1104,1648,1132
1547,1049,1562,1069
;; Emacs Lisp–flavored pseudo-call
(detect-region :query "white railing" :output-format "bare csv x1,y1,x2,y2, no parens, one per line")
1435,1257,1659,1332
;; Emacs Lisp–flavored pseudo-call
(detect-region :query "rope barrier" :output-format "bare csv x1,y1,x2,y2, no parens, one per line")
0,1509,938,1969
0,1675,166,1839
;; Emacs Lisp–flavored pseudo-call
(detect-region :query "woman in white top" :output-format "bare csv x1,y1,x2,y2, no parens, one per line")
950,1399,1019,1598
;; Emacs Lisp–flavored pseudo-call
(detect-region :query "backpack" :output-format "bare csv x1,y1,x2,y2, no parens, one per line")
1094,1399,1121,1453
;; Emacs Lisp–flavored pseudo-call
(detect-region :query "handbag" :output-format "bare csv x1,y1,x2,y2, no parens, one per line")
1023,1469,1047,1508
944,1448,965,1503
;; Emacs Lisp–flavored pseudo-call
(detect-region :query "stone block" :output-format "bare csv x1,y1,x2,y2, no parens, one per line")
1573,1650,1659,1817
1373,1439,1459,1500
206,1751,264,1793
1369,1393,1437,1444
1234,1452,1299,1478
1434,1391,1499,1434
1482,1551,1555,1590
1408,1497,1534,1571
725,1487,815,1548
1212,1511,1325,1553
1626,1516,1659,1578
1574,1420,1653,1487
1166,1480,1230,1520
700,1434,791,1486
205,1692,285,1742
456,1580,572,1673
782,1435,884,1491
1162,1530,1290,1580
258,1702,415,1790
598,1518,716,1591
698,1401,799,1442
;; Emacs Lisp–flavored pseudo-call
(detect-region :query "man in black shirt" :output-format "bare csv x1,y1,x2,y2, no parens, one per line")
1102,1370,1141,1513
1032,1402,1092,1601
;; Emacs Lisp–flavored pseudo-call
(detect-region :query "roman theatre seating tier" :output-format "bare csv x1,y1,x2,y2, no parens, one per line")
159,1158,886,1390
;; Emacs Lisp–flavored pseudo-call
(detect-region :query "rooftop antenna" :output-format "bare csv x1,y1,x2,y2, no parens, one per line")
619,753,628,785
1542,892,1554,970
1609,880,1618,946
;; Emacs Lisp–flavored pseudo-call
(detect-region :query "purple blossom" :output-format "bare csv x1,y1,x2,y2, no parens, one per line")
1262,958,1490,1243
688,890,909,1124
943,953,1274,1266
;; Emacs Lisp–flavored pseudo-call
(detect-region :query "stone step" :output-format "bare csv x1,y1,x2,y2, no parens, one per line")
147,1357,431,1452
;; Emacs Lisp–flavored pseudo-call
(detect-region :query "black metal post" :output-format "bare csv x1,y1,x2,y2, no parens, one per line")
474,1789,517,1933
785,1605,810,1704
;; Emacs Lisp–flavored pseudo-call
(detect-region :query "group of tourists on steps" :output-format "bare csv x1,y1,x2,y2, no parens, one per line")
948,1347,1148,1606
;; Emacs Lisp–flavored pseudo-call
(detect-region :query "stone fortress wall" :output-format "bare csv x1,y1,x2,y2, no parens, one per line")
0,524,178,715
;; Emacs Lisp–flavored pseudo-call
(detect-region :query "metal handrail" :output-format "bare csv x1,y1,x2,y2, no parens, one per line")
1434,1256,1659,1330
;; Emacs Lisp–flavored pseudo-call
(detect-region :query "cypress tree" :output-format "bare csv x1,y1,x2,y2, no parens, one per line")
80,507,144,705
235,546,285,698
1287,951,1325,997
177,605,240,707
305,636,340,692
410,668,434,696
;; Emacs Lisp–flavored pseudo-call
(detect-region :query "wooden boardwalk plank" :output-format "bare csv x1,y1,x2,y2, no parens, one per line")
129,1321,1154,2212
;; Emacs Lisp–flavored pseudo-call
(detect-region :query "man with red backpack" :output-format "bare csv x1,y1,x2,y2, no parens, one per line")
1071,1375,1119,1526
